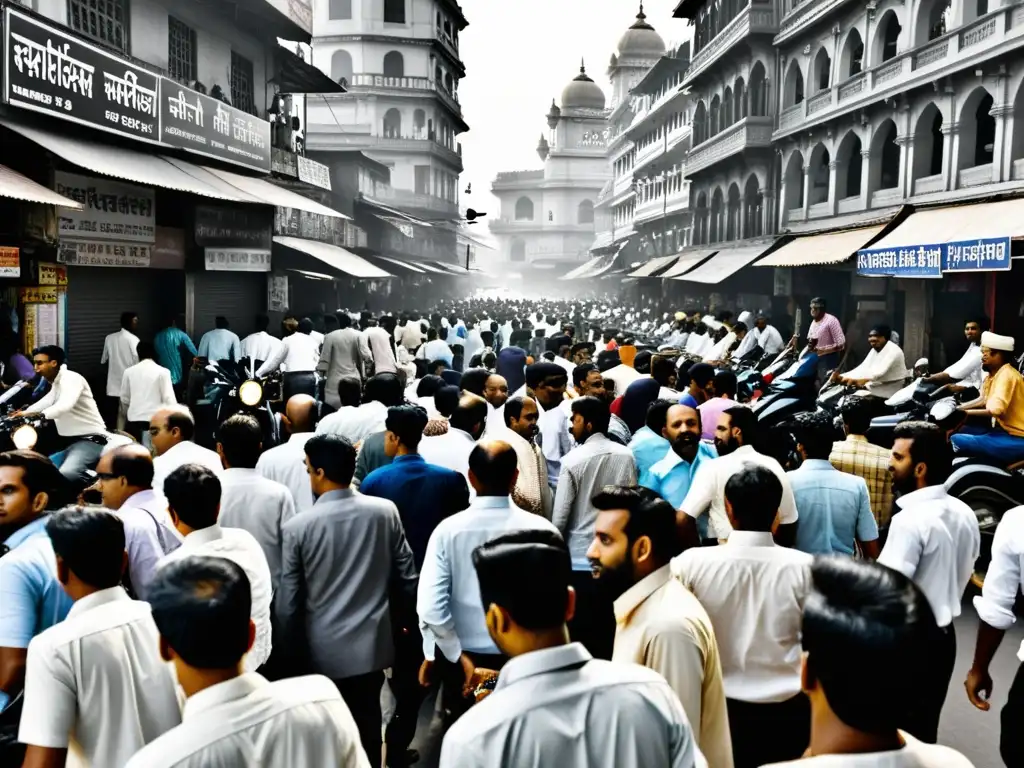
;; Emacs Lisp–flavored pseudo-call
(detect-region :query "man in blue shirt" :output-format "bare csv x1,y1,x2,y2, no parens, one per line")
0,450,73,716
628,400,674,487
787,411,879,558
198,316,242,364
153,314,197,395
360,404,469,766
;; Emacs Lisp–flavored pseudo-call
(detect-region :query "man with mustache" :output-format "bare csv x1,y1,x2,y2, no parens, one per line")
500,397,552,518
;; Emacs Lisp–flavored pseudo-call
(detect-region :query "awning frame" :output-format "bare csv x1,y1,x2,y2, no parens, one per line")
273,236,391,278
757,225,887,268
0,163,82,209
660,249,717,278
674,243,774,284
629,253,680,278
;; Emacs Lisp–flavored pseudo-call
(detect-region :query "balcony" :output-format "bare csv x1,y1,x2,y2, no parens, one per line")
685,116,773,177
959,163,994,188
344,73,463,118
774,5,1024,139
635,123,692,173
634,180,691,224
492,170,545,190
775,0,857,45
488,218,594,234
685,2,778,86
368,187,460,215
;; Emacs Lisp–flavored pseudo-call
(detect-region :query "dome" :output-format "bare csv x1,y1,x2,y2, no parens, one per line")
560,62,606,110
617,4,666,57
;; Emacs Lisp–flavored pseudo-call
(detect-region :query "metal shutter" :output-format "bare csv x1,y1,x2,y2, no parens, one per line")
190,271,266,340
65,267,186,391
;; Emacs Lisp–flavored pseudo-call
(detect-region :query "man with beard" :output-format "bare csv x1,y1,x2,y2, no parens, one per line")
482,373,509,437
500,397,552,518
877,421,979,743
951,331,1024,463
570,363,607,401
645,404,718,542
678,406,799,547
588,486,733,768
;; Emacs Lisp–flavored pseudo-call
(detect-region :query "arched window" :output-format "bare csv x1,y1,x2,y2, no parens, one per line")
840,29,864,78
383,51,404,78
330,50,352,85
784,60,804,107
413,108,426,138
870,120,901,190
958,88,995,169
709,95,721,135
876,11,902,65
749,61,767,115
835,132,863,199
514,196,534,221
710,188,725,243
813,48,831,92
693,100,708,144
744,174,763,238
809,144,830,205
510,238,526,262
913,103,944,182
434,65,443,83
734,77,746,119
695,192,709,245
726,183,741,241
444,73,454,93
382,108,402,138
784,151,806,211
916,0,952,46
723,86,734,127
577,199,594,224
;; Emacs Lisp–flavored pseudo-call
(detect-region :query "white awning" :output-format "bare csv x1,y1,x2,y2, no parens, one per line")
273,236,391,278
560,258,601,280
590,255,620,277
629,254,679,277
411,260,448,274
661,249,717,278
867,198,1024,251
374,255,426,273
674,244,773,284
758,225,886,267
0,163,82,208
197,165,351,219
432,261,469,274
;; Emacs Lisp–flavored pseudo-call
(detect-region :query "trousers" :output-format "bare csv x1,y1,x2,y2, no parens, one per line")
333,671,384,767
903,622,957,743
1001,663,1024,766
951,426,1024,465
726,693,810,768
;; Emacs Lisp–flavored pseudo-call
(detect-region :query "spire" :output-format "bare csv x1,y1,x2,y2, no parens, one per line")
580,58,586,75
573,59,594,83
631,2,654,29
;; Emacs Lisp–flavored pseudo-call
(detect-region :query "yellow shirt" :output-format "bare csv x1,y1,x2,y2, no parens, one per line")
984,364,1024,437
612,565,734,768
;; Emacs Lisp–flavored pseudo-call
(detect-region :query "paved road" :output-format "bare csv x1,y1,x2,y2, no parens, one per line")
403,585,1022,767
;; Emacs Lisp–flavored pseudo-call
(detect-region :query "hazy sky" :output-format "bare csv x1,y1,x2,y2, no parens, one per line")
456,0,689,219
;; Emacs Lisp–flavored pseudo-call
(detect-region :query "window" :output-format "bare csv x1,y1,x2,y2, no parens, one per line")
384,0,405,24
230,51,255,114
69,0,129,53
383,108,402,138
167,17,196,83
383,51,404,78
414,165,430,195
514,197,534,221
329,0,352,19
577,200,594,224
331,50,353,85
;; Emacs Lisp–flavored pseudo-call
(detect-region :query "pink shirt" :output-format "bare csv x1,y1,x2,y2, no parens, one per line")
807,313,846,355
698,397,733,441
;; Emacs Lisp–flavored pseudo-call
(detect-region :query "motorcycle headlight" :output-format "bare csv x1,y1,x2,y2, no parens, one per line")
238,380,263,407
12,424,38,450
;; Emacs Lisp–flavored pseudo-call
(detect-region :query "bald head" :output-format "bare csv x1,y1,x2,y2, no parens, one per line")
95,443,155,509
483,373,509,409
284,394,318,434
450,393,489,440
468,440,519,496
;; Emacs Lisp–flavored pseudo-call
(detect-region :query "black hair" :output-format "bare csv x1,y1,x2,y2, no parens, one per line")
46,506,126,589
32,345,66,366
337,377,363,408
338,313,352,329
803,558,938,734
386,404,428,450
429,359,450,375
108,446,155,488
120,311,137,330
688,363,715,388
472,529,570,630
435,385,461,418
732,321,748,335
840,397,874,435
570,342,591,356
503,396,533,426
810,297,827,308
651,355,677,387
595,350,620,373
869,324,892,341
427,327,439,341
645,399,675,433
634,350,653,375
324,314,339,329
461,368,490,397
591,485,680,563
136,340,157,361
416,374,445,398
166,407,196,441
788,410,838,461
893,420,952,484
450,395,489,436
217,414,263,469
468,443,518,493
0,450,64,506
723,405,759,445
148,555,253,669
966,316,991,331
572,363,599,388
364,373,404,407
525,362,567,390
164,464,222,529
713,369,738,398
304,433,357,485
571,396,610,436
215,316,230,329
297,318,314,335
724,464,782,531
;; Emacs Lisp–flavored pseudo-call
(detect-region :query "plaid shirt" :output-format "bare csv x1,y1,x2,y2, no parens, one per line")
808,313,846,355
830,435,894,527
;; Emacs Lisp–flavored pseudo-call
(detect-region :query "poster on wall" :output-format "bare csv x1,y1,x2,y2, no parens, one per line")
205,248,271,272
58,241,152,267
54,172,155,244
267,274,288,312
37,262,68,285
0,247,19,277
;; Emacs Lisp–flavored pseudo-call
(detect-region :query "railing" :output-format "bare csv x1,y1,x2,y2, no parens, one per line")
808,201,830,218
347,73,462,115
787,207,806,222
806,90,831,115
685,3,777,85
686,116,774,176
779,102,803,130
494,170,544,182
913,174,944,195
776,0,853,43
371,187,459,214
958,163,994,187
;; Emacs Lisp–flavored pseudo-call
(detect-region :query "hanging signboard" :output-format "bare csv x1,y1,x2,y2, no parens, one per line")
19,285,59,303
57,240,152,267
268,274,288,311
37,262,68,285
0,247,20,277
855,244,943,278
194,205,273,249
297,155,331,190
942,237,1011,273
54,172,155,243
205,247,272,272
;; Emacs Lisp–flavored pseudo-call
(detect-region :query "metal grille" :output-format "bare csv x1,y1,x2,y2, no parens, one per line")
68,0,129,53
168,17,196,83
230,51,255,115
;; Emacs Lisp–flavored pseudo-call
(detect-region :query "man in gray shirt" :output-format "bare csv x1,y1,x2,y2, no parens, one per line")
318,314,371,409
276,433,417,765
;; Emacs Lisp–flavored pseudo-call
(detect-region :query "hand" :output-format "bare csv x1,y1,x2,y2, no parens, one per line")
459,653,477,694
829,371,841,384
8,409,23,419
965,666,993,711
417,659,434,688
465,666,500,700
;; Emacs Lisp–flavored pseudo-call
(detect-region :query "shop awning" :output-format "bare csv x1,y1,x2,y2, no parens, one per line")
409,260,448,274
184,163,351,219
629,254,679,278
273,236,391,278
431,261,470,274
867,198,1024,251
272,44,346,94
758,225,887,267
674,243,773,284
0,163,82,209
560,258,603,280
590,257,621,278
660,249,717,278
372,255,426,273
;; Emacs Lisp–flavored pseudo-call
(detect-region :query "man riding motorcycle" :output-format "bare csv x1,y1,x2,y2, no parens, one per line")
925,316,987,393
831,325,908,400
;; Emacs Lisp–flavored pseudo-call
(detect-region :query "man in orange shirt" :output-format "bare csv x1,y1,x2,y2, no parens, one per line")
952,331,1024,464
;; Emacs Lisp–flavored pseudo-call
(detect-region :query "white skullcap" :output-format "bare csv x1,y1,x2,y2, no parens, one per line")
982,331,1015,352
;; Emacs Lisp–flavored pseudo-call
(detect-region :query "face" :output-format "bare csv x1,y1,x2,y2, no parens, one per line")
383,430,401,458
305,456,328,498
810,303,824,320
756,317,767,331
0,466,44,534
664,405,701,459
889,437,920,494
509,398,539,440
93,453,131,510
868,332,886,351
573,347,592,365
577,371,606,398
484,375,509,408
981,346,1005,373
148,412,180,457
32,353,59,381
571,412,590,443
535,376,567,408
714,413,741,455
586,509,636,597
129,315,139,333
965,322,982,344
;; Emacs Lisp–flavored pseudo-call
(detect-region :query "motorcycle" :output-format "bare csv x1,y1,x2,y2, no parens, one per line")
196,358,282,450
749,349,821,428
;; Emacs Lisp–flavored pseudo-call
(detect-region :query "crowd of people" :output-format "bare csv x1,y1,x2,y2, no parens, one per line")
0,294,1021,768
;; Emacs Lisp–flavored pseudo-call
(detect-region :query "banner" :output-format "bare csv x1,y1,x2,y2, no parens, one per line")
268,274,289,311
57,240,152,267
297,155,331,190
205,248,272,272
0,247,20,277
54,172,155,243
20,285,59,303
194,205,273,249
855,244,943,278
37,262,68,285
942,237,1012,273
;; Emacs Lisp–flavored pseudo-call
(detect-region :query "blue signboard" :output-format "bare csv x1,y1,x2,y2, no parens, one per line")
856,244,943,278
942,236,1012,272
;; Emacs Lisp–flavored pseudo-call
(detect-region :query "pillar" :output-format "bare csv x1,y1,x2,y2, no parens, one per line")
739,194,748,239
802,165,811,218
859,149,872,209
942,122,960,191
896,135,912,200
763,189,776,236
827,160,839,215
992,104,1012,183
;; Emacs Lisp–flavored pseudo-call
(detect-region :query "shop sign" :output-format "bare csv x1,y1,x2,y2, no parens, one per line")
4,8,159,143
152,227,186,270
0,247,20,278
54,172,155,243
58,240,152,267
205,248,271,272
271,148,298,177
942,237,1011,273
194,205,273,249
856,244,942,278
37,262,67,285
268,274,288,311
19,285,59,303
297,156,331,191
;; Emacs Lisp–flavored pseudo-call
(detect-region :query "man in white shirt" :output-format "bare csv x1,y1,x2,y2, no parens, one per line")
925,316,987,393
158,464,273,672
241,314,282,364
418,441,559,720
120,341,176,444
256,317,321,377
100,311,140,427
763,557,974,768
416,327,454,367
125,556,369,768
365,316,400,375
735,313,784,360
598,350,642,397
396,314,427,352
464,320,484,366
877,421,979,744
317,372,402,445
525,362,573,491
256,395,318,514
19,508,181,768
216,414,296,594
420,394,488,494
673,464,813,767
150,405,223,497
22,346,107,439
834,325,908,400
439,529,704,768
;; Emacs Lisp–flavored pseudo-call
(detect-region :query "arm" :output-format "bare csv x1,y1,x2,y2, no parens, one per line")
119,370,131,411
231,335,242,363
646,628,706,738
159,369,176,406
416,530,460,663
197,334,209,358
17,638,75,766
550,464,576,536
181,331,198,357
854,482,880,560
677,464,715,539
257,342,288,378
21,747,69,768
773,472,799,547
274,526,305,662
316,336,332,376
126,521,167,601
33,374,84,421
876,514,923,579
22,386,57,416
100,337,110,365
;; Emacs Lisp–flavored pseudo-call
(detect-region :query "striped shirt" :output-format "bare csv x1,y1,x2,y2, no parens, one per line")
807,313,846,355
829,435,894,528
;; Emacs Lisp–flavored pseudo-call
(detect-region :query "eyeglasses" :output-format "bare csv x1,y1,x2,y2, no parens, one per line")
93,472,121,481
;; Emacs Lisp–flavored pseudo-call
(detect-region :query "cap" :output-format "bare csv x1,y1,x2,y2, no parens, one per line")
981,331,1015,352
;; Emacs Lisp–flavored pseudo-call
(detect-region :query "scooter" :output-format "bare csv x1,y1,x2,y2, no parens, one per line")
194,358,283,450
750,349,821,428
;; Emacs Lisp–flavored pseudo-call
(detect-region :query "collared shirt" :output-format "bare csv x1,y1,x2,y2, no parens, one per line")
439,642,704,768
361,453,470,567
737,324,784,358
973,505,1024,661
159,524,273,671
257,332,320,376
646,444,718,539
762,731,974,767
697,397,734,441
397,321,426,351
123,673,368,768
318,329,370,408
417,338,454,366
630,426,671,487
537,397,573,488
680,445,799,541
152,440,223,498
256,432,316,514
878,485,980,628
101,327,140,396
613,565,732,768
706,332,737,362
420,428,479,497
316,401,389,445
116,489,181,600
498,427,552,518
277,488,417,679
198,328,242,362
241,331,282,364
943,342,983,389
807,312,846,355
789,459,878,556
24,366,107,437
983,363,1024,437
154,326,197,385
418,496,559,662
19,588,181,768
552,433,638,570
353,430,391,488
672,531,813,703
364,326,398,374
829,435,894,528
464,329,485,363
844,340,908,399
120,359,176,423
603,364,644,397
219,468,297,593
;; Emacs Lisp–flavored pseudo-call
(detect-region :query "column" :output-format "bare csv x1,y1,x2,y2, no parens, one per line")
895,135,912,200
802,165,811,219
763,189,776,236
827,160,839,215
941,122,959,191
991,104,1012,183
739,195,748,239
859,150,872,209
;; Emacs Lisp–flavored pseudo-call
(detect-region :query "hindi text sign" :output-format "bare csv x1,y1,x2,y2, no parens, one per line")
0,247,20,278
54,172,155,243
205,248,272,272
58,240,152,267
856,244,943,278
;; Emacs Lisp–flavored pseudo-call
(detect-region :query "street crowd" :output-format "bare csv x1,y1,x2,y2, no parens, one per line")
0,294,1021,768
